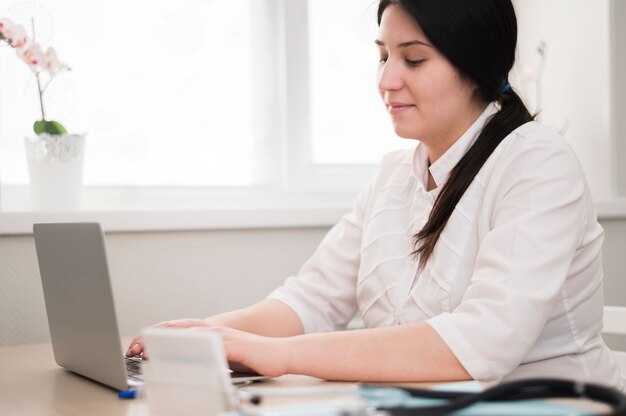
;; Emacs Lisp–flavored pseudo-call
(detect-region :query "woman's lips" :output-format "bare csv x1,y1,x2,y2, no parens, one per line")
387,102,415,115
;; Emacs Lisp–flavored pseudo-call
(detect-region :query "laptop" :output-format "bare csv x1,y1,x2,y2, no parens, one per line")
33,222,266,391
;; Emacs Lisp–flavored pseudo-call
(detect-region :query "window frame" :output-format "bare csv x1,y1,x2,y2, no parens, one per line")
280,0,378,193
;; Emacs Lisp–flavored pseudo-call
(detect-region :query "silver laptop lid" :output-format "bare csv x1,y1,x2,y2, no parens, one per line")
33,222,129,390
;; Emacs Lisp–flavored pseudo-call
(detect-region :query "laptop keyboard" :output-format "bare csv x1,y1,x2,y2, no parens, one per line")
125,356,143,382
123,357,266,385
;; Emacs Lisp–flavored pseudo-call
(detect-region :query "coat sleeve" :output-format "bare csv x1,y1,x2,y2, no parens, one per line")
426,138,590,382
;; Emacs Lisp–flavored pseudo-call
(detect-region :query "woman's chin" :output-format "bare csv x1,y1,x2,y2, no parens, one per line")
391,125,421,140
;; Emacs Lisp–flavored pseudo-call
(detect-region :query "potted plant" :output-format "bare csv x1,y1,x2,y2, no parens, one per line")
1,17,85,211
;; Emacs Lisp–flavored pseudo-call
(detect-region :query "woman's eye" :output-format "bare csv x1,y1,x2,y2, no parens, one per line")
378,56,388,64
406,59,425,67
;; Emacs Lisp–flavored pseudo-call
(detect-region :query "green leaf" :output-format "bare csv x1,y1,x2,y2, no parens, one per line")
33,120,68,135
33,120,46,135
0,32,5,41
47,120,68,135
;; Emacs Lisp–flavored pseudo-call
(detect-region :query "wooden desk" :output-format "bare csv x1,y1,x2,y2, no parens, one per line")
0,342,359,416
1,342,144,416
0,342,611,415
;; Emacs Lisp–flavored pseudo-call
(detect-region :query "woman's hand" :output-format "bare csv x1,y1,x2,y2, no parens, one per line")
126,320,292,377
191,326,292,378
125,318,210,358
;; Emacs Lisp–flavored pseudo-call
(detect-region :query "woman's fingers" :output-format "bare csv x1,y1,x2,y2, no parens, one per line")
126,319,210,356
126,335,144,356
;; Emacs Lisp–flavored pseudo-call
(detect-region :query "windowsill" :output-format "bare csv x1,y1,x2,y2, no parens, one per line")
0,207,351,235
0,185,357,235
2,186,626,235
594,198,626,220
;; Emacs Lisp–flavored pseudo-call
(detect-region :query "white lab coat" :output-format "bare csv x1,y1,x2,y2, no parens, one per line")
269,103,624,390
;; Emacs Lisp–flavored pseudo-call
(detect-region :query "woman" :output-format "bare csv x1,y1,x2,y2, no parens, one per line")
128,0,623,389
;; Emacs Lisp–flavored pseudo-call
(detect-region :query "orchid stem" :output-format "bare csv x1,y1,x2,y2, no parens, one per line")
41,78,53,94
35,72,46,120
31,17,46,121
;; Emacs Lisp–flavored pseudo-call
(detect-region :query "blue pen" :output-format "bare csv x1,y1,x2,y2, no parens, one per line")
118,387,144,399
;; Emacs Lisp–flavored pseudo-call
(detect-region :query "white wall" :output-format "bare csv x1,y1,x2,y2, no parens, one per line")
513,0,612,197
611,0,626,195
1,221,626,346
0,227,327,345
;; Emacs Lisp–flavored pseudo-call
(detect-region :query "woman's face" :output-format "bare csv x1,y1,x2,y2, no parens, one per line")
376,5,485,159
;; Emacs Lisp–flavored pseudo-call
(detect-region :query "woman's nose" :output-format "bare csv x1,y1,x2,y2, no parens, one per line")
377,60,403,92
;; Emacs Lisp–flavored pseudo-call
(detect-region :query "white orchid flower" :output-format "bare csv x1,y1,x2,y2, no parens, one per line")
44,47,69,75
17,41,46,72
0,17,15,39
0,20,29,49
1,16,71,135
9,24,28,48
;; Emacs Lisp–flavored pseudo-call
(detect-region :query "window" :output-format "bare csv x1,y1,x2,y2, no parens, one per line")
281,0,412,192
0,0,622,222
307,0,412,165
1,0,265,188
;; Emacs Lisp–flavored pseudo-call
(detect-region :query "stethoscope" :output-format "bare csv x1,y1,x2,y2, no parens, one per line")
360,378,626,415
240,378,626,415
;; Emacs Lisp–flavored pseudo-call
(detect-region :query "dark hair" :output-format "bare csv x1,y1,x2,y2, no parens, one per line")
377,0,534,268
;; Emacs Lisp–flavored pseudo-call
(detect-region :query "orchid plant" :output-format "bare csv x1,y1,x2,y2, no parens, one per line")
0,17,70,135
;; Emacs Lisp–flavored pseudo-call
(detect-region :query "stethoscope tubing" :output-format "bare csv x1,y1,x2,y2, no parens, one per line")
361,378,626,416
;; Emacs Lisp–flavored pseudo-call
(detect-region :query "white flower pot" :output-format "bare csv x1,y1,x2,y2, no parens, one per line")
25,133,86,211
